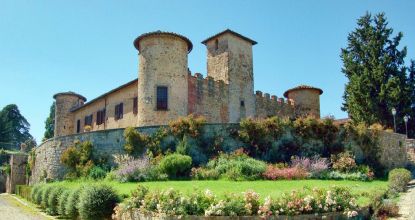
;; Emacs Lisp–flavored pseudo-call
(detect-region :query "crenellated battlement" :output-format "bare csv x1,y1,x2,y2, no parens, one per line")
188,72,230,123
255,90,295,118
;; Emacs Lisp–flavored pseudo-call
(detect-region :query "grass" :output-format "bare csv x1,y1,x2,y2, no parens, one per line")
47,179,388,207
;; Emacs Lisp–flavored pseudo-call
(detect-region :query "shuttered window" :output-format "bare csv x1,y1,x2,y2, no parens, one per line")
84,114,93,126
156,86,168,110
97,108,106,125
115,103,123,120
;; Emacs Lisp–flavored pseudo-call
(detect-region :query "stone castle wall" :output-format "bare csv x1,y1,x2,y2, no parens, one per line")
378,131,408,170
255,91,294,118
30,124,233,184
188,73,229,123
31,123,409,184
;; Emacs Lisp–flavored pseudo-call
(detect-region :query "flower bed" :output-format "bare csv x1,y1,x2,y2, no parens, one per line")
113,185,361,219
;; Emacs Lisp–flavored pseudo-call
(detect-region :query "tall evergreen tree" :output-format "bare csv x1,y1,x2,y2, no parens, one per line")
0,104,33,150
43,102,55,141
341,12,414,136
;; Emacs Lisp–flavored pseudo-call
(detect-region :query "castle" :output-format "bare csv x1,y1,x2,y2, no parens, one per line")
53,29,323,137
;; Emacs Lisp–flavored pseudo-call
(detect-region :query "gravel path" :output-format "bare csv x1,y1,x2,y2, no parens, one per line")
0,193,52,220
394,180,415,220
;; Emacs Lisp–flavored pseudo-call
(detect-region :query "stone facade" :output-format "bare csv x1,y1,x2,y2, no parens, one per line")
377,131,408,170
52,29,322,137
6,154,27,193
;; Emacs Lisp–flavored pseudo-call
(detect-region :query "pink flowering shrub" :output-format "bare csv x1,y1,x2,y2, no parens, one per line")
258,186,358,217
115,185,359,217
263,165,309,180
331,151,357,173
291,156,329,178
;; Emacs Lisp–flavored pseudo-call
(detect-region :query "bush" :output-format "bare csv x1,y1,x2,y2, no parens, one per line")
331,151,357,173
191,167,220,180
117,186,358,217
40,185,54,208
78,185,120,220
47,186,65,215
176,135,207,166
322,171,372,181
30,184,43,203
60,140,95,178
169,114,206,138
33,185,46,205
158,153,192,179
123,127,148,156
263,165,308,180
388,168,412,193
207,152,267,181
291,156,329,178
58,189,71,216
15,185,31,201
65,187,83,218
114,157,156,182
88,166,107,180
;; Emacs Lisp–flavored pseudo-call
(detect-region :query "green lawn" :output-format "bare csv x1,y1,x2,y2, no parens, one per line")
47,179,387,207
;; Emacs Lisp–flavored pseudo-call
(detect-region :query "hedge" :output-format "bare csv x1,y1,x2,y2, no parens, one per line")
15,185,32,201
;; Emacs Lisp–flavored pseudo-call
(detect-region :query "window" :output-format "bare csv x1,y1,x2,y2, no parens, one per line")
133,97,138,114
115,103,123,120
97,108,106,125
156,86,168,110
215,39,219,50
76,120,80,133
84,114,93,126
240,100,245,107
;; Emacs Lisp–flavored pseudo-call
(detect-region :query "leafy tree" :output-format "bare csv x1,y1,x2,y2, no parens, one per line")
0,104,33,150
43,102,55,141
341,12,414,136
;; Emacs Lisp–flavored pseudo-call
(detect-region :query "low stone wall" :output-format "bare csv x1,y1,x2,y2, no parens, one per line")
378,131,408,170
114,210,369,220
30,124,236,184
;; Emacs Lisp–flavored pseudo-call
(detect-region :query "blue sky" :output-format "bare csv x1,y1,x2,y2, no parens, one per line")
1,1,414,143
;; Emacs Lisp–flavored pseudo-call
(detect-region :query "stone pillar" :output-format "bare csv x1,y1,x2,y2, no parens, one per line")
6,154,28,194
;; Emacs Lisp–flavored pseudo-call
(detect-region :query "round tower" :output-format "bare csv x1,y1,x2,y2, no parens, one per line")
134,31,192,126
53,92,86,137
283,85,323,118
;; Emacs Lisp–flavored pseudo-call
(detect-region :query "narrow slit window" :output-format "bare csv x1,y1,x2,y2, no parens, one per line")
76,120,80,133
215,39,219,50
133,97,138,114
156,86,168,110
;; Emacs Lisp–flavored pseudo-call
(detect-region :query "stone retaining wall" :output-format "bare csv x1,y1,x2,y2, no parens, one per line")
378,131,408,170
30,123,410,184
30,124,235,184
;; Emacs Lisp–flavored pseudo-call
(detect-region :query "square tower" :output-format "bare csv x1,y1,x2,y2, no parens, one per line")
202,29,257,122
